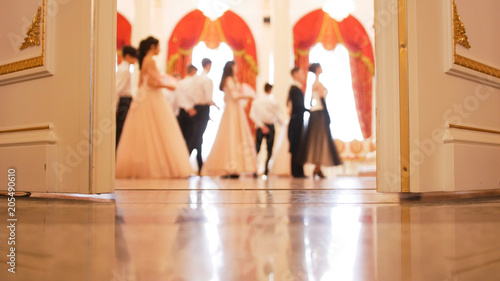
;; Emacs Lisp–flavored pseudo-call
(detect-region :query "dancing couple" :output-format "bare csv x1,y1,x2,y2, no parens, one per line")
287,63,342,178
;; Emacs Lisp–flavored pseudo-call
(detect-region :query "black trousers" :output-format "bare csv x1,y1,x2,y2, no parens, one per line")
256,124,275,174
116,97,132,149
177,108,193,146
178,105,210,172
188,105,210,172
288,115,305,177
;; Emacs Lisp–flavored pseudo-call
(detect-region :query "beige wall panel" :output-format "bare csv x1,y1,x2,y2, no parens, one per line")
454,0,500,69
0,0,115,194
407,0,500,192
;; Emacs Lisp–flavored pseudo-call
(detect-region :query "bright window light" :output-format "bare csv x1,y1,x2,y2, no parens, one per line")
308,43,363,141
192,41,234,159
322,0,355,22
197,0,230,21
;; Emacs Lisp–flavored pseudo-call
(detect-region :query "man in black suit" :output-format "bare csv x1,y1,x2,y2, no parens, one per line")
287,67,307,178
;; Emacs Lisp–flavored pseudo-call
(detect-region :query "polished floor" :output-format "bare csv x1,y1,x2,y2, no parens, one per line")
2,176,500,281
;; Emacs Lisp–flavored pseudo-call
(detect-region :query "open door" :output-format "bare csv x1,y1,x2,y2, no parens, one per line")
0,0,116,194
376,0,500,193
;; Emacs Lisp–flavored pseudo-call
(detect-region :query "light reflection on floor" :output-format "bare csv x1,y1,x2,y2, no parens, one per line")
2,176,500,281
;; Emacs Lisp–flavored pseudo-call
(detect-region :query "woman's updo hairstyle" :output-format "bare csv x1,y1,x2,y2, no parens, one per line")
138,36,159,69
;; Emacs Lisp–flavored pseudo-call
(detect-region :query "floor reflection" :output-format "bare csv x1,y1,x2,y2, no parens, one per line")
2,178,500,281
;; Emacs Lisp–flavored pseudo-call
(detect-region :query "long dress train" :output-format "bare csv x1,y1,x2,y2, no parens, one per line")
116,74,192,178
201,78,257,176
300,90,342,167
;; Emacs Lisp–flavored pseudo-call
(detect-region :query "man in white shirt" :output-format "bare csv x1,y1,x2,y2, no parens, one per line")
250,83,283,175
116,45,137,149
176,64,198,145
187,58,214,174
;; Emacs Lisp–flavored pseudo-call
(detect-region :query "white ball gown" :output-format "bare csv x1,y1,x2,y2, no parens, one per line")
201,77,257,176
115,72,192,178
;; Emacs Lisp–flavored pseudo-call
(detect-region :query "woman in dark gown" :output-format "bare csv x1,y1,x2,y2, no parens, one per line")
300,63,342,177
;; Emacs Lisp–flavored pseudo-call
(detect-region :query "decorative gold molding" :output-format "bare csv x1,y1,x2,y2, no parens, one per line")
20,6,42,50
0,56,44,76
451,0,500,80
454,55,500,79
452,0,471,49
0,0,46,76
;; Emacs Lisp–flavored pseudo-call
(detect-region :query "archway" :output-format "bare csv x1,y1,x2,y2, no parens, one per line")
306,43,363,142
294,9,374,140
166,9,259,156
166,9,258,89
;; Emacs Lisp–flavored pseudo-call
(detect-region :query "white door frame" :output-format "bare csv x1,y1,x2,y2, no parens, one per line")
375,0,407,193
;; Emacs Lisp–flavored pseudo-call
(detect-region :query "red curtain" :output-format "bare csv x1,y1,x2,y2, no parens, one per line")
167,9,258,87
338,15,374,139
219,11,258,90
117,13,132,64
167,10,259,134
293,9,325,90
293,10,374,139
167,10,206,77
219,11,258,131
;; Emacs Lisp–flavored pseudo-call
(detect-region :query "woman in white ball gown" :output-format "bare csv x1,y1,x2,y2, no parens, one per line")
201,61,257,178
115,36,192,178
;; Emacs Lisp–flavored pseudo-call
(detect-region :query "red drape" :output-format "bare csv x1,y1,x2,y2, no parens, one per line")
293,9,325,89
219,11,258,131
117,13,132,64
167,10,206,77
167,9,258,87
219,11,258,90
167,10,259,134
293,10,374,139
338,15,374,139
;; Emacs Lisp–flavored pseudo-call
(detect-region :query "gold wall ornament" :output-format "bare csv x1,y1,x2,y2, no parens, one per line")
0,57,44,76
20,6,42,50
449,0,500,80
454,54,500,79
452,0,471,49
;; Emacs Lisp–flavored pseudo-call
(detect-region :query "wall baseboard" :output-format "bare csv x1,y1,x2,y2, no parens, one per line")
0,124,58,192
443,124,500,191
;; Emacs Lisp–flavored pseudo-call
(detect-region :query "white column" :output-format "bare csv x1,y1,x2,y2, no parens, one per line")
152,0,168,73
130,0,153,94
256,0,272,94
271,0,293,115
131,0,153,46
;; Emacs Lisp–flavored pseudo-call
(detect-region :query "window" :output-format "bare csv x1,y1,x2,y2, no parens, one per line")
308,43,363,141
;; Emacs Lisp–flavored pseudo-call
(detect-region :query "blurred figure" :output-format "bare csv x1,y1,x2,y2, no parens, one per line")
201,61,257,178
163,72,181,116
116,36,192,178
188,58,215,174
250,83,283,176
116,45,137,149
176,64,199,145
287,67,307,178
300,63,342,178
